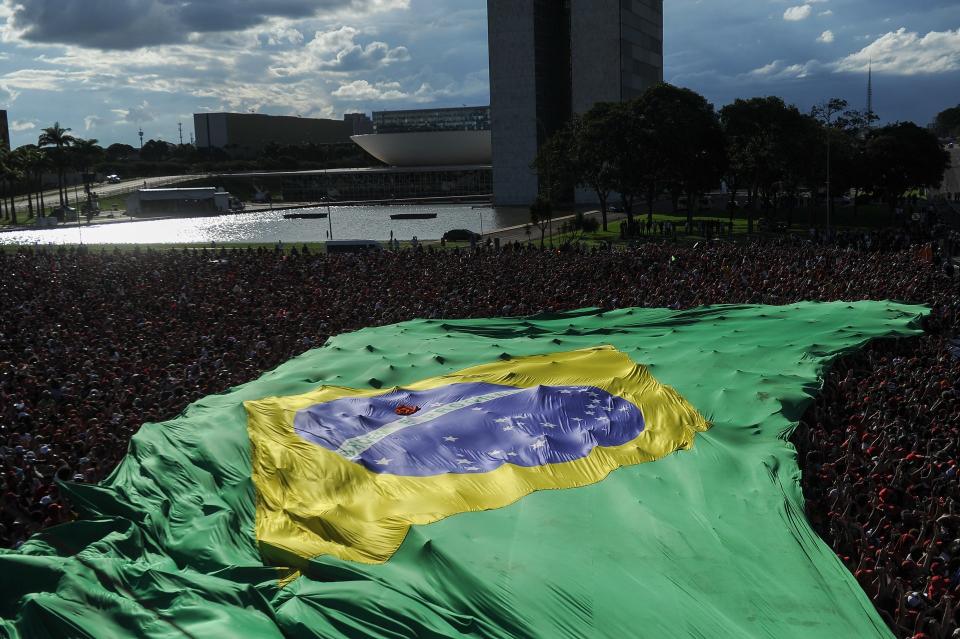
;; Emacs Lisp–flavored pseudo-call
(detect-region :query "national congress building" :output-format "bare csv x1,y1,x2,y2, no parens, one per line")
487,0,664,205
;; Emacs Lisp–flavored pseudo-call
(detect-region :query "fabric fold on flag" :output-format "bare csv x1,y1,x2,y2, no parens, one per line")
0,302,926,639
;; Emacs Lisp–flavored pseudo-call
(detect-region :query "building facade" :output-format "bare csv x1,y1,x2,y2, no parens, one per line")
193,113,353,157
488,0,664,205
0,110,9,151
349,106,492,167
344,113,374,136
277,166,491,202
372,106,491,134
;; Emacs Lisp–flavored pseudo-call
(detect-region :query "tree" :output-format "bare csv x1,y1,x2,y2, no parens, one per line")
31,148,52,216
3,147,29,224
931,105,960,139
811,98,851,229
70,138,104,176
38,122,76,208
531,125,578,244
140,139,172,162
633,84,726,231
605,100,655,227
721,97,812,232
531,125,577,206
105,143,137,162
529,196,552,248
0,147,10,221
826,106,879,219
13,146,44,219
865,122,950,214
784,113,827,227
573,106,620,231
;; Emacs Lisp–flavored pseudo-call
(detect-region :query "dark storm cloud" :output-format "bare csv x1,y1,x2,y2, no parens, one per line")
6,0,375,49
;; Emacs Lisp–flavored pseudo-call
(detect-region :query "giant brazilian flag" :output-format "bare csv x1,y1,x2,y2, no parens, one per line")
0,303,925,638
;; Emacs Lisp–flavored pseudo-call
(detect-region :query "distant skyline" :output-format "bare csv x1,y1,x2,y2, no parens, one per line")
0,0,957,148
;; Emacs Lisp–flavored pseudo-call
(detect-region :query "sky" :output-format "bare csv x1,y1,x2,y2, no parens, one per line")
0,0,957,148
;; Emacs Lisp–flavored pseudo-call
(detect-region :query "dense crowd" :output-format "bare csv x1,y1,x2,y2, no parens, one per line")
1,237,959,638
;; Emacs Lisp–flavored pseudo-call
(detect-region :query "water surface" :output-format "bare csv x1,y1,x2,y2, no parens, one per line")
0,204,531,245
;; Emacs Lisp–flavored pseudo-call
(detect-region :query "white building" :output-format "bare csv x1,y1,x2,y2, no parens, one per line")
126,188,234,217
350,107,492,167
351,131,491,167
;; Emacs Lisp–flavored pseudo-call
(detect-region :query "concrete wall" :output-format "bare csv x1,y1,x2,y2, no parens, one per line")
488,0,540,206
194,113,230,150
488,0,662,207
620,0,664,99
570,0,621,114
0,110,9,151
194,113,352,156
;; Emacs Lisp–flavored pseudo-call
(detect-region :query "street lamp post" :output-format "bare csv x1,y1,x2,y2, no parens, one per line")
817,99,844,236
324,198,333,240
826,126,832,234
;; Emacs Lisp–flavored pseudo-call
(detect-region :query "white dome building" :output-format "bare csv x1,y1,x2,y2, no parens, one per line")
351,130,492,167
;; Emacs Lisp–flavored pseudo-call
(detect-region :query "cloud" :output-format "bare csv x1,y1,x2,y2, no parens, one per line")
84,115,105,130
748,59,821,80
3,0,410,50
783,5,813,21
258,25,305,47
10,119,36,132
817,30,835,44
112,101,156,124
269,26,410,77
0,69,85,91
331,79,409,100
833,28,960,75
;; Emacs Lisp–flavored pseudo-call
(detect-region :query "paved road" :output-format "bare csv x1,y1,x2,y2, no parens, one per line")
484,210,627,244
12,174,206,207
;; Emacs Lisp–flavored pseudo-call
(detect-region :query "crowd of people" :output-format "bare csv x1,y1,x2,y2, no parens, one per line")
1,237,959,638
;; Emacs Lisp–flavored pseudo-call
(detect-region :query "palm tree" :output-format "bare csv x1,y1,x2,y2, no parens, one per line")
4,153,24,225
71,138,102,175
38,122,76,209
13,146,43,219
70,138,103,216
0,147,27,225
35,149,52,216
0,147,11,222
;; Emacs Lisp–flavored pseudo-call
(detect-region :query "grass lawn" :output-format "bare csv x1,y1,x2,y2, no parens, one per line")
542,203,899,248
0,211,42,227
93,193,128,213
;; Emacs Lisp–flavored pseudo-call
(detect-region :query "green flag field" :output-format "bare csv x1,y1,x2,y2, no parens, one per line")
0,302,926,638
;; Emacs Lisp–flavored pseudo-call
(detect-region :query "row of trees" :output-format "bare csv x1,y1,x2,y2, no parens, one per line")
533,83,950,233
931,104,960,139
94,138,373,172
1,125,380,224
0,122,108,224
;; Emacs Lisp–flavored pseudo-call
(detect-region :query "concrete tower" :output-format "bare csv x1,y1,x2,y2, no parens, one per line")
487,0,664,206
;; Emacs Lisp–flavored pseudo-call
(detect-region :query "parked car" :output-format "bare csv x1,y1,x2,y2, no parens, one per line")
443,229,481,242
